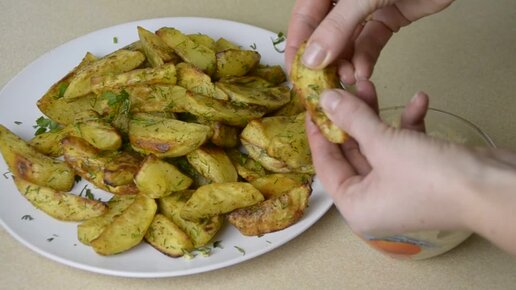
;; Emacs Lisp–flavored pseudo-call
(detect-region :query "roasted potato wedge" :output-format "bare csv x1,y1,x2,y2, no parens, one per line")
273,89,306,116
137,26,179,67
37,52,97,125
64,49,145,99
228,184,311,236
226,148,267,181
250,64,287,85
176,62,227,100
145,214,194,257
180,182,264,222
215,37,240,52
188,33,216,51
214,49,260,79
61,136,139,194
158,190,223,248
186,146,238,183
29,128,68,157
13,177,107,221
250,173,312,199
290,43,347,143
0,125,75,191
78,195,137,245
219,76,273,89
183,93,268,127
129,113,212,158
157,27,216,75
91,195,157,255
215,82,290,110
111,85,189,113
70,117,122,151
241,139,290,173
171,157,212,189
209,122,239,148
91,63,177,94
241,113,313,173
135,154,192,198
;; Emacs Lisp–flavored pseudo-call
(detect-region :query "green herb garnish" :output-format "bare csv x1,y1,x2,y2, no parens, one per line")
271,32,286,53
33,116,60,136
250,43,257,50
14,121,22,125
113,36,118,44
2,171,11,179
53,83,69,99
21,215,34,221
213,240,223,249
234,246,246,255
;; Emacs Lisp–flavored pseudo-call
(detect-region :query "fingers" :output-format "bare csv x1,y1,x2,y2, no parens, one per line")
341,138,371,175
320,86,386,147
352,19,395,81
285,0,333,73
302,0,374,69
400,91,429,132
305,113,357,196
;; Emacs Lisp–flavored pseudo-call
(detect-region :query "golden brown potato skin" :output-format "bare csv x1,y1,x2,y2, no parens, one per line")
37,52,98,125
228,184,311,236
78,195,137,245
128,113,212,158
0,125,75,192
91,195,157,256
61,136,139,195
144,214,194,257
290,43,347,143
180,182,264,222
158,190,223,248
14,177,107,222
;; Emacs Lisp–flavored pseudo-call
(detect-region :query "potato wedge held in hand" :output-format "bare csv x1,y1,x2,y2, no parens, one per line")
137,26,179,67
135,154,192,198
64,50,145,99
145,214,194,257
228,184,311,236
91,195,157,255
13,177,107,221
157,27,216,75
159,191,223,248
214,49,260,79
0,125,75,191
181,182,264,222
186,146,238,183
78,195,137,245
129,113,212,158
290,43,347,143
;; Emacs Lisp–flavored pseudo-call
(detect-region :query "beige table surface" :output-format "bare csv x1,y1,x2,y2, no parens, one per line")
1,0,515,289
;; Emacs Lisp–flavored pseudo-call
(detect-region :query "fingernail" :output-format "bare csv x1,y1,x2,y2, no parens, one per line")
302,42,327,68
410,91,423,103
320,90,341,113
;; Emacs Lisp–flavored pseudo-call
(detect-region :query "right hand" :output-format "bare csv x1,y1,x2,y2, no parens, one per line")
285,0,454,83
306,80,516,255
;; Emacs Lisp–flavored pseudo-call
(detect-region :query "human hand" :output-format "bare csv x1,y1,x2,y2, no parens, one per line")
285,0,454,84
306,80,516,255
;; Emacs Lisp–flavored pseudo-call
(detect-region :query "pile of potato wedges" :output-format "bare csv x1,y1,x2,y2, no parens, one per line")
0,26,333,258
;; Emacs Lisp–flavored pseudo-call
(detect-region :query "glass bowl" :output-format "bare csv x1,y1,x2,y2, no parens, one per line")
361,107,495,260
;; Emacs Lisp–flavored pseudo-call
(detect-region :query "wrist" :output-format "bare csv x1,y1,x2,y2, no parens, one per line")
460,155,516,254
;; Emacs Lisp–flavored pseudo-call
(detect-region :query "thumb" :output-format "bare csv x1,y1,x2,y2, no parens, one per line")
320,85,386,146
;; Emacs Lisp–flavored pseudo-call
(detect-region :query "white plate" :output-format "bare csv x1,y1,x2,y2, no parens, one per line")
0,17,333,278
